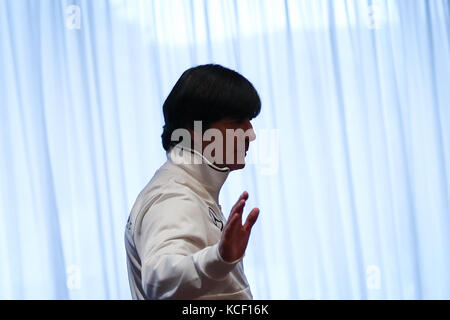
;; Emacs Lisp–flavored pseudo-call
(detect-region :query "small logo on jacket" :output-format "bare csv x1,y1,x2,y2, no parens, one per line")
208,207,223,231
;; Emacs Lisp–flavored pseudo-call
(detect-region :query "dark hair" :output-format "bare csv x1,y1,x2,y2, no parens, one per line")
161,64,261,151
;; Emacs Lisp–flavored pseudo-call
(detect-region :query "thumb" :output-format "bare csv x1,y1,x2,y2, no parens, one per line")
243,208,260,232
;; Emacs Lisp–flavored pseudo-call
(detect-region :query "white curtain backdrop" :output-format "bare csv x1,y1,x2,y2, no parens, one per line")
1,0,449,299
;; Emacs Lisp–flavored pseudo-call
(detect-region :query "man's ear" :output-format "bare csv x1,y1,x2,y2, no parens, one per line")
188,121,204,142
187,128,197,141
188,128,203,152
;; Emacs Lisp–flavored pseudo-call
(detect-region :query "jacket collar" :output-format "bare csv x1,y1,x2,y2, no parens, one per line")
166,142,230,204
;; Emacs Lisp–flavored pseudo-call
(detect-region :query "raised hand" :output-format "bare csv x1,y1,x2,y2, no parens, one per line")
218,191,260,263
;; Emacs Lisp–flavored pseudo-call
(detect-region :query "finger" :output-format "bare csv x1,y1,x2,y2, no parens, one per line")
230,191,248,214
243,208,260,232
232,200,246,226
238,198,247,214
226,200,244,225
223,210,242,237
231,199,246,218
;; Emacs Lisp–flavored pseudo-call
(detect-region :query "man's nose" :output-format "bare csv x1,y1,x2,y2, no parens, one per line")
245,120,256,142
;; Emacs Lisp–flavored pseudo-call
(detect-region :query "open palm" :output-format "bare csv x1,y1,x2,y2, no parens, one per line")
218,191,260,263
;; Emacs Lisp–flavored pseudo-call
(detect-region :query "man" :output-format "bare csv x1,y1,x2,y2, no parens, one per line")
124,64,261,299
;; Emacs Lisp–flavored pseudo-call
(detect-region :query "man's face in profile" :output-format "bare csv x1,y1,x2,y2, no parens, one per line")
190,118,256,171
208,118,256,171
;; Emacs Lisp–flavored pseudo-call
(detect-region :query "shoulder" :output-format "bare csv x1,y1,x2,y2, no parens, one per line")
132,173,208,228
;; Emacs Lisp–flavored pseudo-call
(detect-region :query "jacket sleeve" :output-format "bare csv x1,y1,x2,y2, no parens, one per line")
135,192,241,299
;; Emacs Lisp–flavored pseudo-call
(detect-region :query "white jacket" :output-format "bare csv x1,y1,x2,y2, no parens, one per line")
124,143,253,300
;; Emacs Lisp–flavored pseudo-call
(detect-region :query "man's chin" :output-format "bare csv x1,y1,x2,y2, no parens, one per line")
228,162,246,171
